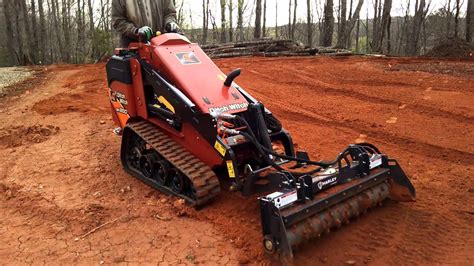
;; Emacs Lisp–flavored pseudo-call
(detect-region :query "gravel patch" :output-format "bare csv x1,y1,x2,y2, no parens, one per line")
0,67,33,96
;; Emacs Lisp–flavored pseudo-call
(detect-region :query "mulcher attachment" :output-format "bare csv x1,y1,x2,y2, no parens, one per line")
258,144,416,258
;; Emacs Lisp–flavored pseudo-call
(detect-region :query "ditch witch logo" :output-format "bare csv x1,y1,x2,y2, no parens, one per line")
209,103,249,114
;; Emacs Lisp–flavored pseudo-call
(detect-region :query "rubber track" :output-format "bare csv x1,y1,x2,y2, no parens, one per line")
127,121,221,206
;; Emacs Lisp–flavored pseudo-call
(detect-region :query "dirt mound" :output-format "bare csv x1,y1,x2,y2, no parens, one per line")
425,38,474,59
0,125,60,148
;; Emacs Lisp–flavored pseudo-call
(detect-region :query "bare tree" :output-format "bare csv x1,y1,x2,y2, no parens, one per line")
210,10,219,41
467,0,473,42
262,0,267,37
2,0,17,64
454,0,461,37
62,0,72,62
237,0,244,40
292,0,298,40
220,0,227,42
14,1,25,64
38,0,48,63
336,0,347,47
202,0,209,43
254,0,262,38
307,0,313,46
355,16,360,52
366,5,370,52
20,0,34,63
87,0,95,58
275,0,279,38
321,0,335,46
407,0,431,55
229,0,234,42
446,0,453,36
373,0,392,53
288,0,292,38
76,0,84,63
30,0,40,63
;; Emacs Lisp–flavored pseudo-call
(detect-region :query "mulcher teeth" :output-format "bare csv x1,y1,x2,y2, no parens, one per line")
259,152,415,259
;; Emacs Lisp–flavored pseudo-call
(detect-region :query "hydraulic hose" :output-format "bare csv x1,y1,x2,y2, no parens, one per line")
232,116,352,176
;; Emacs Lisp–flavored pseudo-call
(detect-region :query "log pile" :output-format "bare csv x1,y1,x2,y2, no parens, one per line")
201,39,352,58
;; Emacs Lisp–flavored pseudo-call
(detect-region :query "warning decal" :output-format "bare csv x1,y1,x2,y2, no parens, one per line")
176,52,201,65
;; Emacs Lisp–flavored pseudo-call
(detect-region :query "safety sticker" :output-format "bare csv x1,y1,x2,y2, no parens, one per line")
226,160,236,178
176,52,201,65
110,90,128,106
116,107,128,115
214,140,227,157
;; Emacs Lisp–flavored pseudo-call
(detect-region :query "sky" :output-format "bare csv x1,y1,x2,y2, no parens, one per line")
178,0,467,28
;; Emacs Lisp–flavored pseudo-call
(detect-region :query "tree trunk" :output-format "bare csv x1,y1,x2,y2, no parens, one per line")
262,0,267,37
254,0,262,39
336,0,347,47
407,0,429,55
374,0,392,53
288,0,292,38
355,17,360,52
345,0,364,47
292,0,298,40
467,0,473,42
446,0,452,36
399,0,411,55
210,10,218,42
76,0,83,63
2,0,17,64
237,0,244,41
275,0,279,38
38,0,48,64
321,0,335,46
202,0,208,43
14,1,25,64
51,0,64,62
454,0,461,38
229,0,234,42
189,5,195,40
220,0,227,43
87,0,94,58
20,0,34,64
372,0,379,46
387,15,391,54
366,8,369,52
62,0,71,62
31,0,40,63
81,0,86,61
307,0,313,46
346,0,354,47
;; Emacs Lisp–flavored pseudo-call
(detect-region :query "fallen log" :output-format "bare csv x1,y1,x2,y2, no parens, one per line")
201,39,351,58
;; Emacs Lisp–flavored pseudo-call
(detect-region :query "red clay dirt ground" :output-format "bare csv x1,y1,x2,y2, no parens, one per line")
0,57,473,265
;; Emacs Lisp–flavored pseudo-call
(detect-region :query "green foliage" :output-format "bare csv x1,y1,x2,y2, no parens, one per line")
356,37,369,53
92,28,114,59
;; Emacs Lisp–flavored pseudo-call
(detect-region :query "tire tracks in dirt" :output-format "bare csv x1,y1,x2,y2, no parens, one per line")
248,65,474,124
248,89,474,165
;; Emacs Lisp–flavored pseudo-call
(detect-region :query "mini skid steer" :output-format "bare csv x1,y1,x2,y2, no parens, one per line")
106,33,416,258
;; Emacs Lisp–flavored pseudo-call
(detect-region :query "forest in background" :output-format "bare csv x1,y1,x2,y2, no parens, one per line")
0,0,472,66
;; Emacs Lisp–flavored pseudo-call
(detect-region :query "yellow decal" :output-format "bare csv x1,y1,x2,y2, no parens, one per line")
158,96,175,113
214,140,227,157
226,161,236,178
217,73,226,81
